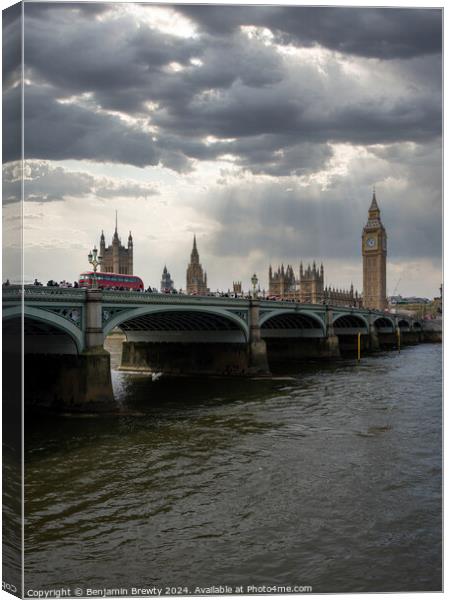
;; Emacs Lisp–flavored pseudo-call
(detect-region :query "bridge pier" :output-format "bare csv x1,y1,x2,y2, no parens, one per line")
401,330,421,345
324,308,341,358
248,300,270,375
76,289,115,410
264,337,340,371
368,317,380,352
321,335,340,357
337,334,370,355
377,332,397,349
26,348,115,412
27,289,115,412
120,341,251,376
422,319,442,343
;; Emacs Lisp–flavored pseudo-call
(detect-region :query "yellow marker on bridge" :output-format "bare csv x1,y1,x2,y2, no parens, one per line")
357,332,361,362
397,327,401,353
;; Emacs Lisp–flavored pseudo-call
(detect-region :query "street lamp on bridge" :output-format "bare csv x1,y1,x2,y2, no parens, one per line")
88,246,102,289
251,273,259,299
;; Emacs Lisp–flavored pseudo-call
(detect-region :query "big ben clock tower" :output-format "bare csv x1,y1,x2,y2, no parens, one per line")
362,190,387,310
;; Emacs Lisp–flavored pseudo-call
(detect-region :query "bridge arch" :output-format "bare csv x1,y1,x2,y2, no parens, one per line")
103,305,249,342
260,309,325,337
412,321,423,330
373,316,395,331
3,305,84,353
398,318,411,330
333,313,369,333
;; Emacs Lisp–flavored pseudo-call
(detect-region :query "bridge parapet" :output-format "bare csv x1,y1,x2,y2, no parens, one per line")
102,290,250,307
5,285,415,313
3,285,87,302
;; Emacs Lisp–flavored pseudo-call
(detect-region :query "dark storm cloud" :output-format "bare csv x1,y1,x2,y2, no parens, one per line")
176,6,442,59
158,131,333,176
18,86,159,167
23,7,282,115
3,2,22,89
23,5,203,115
15,3,442,177
153,82,441,144
4,86,22,163
3,3,22,165
24,2,110,20
223,139,334,177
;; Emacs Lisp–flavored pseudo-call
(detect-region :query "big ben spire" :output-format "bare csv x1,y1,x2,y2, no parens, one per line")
370,187,379,211
368,187,381,223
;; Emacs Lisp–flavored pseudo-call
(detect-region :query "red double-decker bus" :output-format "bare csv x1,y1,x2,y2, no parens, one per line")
79,272,144,291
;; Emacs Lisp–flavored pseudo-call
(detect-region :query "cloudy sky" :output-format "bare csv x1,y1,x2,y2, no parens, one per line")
3,2,442,297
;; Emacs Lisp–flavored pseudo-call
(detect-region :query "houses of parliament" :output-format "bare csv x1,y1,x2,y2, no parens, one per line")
266,191,387,309
268,191,387,310
97,192,387,310
268,262,360,306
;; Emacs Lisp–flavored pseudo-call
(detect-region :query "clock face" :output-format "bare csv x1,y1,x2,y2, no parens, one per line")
366,237,376,249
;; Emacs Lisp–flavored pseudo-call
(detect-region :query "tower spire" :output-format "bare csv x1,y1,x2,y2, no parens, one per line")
113,210,119,241
369,187,379,213
363,189,387,310
186,234,207,294
190,234,199,263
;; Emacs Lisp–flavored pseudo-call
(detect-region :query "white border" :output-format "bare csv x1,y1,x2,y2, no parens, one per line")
0,3,444,600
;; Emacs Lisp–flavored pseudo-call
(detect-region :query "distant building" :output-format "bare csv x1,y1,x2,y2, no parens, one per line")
362,190,387,310
186,235,208,295
160,266,174,292
432,285,442,315
325,284,361,308
233,281,242,295
389,295,429,305
299,261,324,303
268,261,358,306
99,212,133,274
431,296,442,316
268,264,296,297
388,295,438,318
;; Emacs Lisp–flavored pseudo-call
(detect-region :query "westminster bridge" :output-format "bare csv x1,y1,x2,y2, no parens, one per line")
3,285,429,410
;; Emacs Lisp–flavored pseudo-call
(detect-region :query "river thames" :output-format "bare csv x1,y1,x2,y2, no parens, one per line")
24,342,441,593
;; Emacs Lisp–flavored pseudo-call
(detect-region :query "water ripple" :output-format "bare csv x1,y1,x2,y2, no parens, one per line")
23,343,442,592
